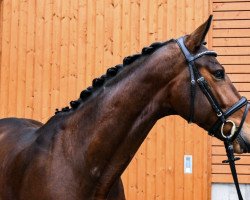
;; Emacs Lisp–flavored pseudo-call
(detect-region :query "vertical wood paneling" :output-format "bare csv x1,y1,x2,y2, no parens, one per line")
25,0,35,118
0,1,212,199
8,0,18,116
0,0,11,117
51,0,61,116
0,0,3,89
33,0,44,120
16,0,27,117
42,0,52,120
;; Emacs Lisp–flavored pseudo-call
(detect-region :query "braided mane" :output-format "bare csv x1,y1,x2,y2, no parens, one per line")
55,39,173,114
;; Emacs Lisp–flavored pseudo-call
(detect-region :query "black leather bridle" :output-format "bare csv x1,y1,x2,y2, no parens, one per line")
176,36,250,200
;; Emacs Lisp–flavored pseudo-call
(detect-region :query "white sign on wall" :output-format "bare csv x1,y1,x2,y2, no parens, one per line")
184,155,192,174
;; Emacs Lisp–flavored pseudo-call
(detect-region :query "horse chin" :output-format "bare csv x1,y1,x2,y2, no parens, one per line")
238,127,250,153
233,131,250,154
233,140,245,154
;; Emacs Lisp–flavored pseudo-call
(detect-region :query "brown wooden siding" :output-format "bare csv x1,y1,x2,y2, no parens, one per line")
212,0,250,183
0,1,2,70
0,1,212,199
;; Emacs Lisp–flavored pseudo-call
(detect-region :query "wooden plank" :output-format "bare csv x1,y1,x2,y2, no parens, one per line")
212,165,250,174
86,0,96,87
165,116,175,200
156,119,167,200
213,38,250,46
95,0,104,77
214,0,250,2
214,11,250,20
33,0,45,120
217,55,250,64
8,0,19,116
16,0,28,117
51,0,61,116
239,91,250,99
212,155,250,165
234,83,250,91
212,174,250,184
68,0,78,100
0,0,11,117
227,73,250,82
212,137,223,146
103,0,114,69
224,65,250,74
0,0,2,72
174,116,185,200
212,145,250,156
112,0,122,64
59,0,70,107
166,0,177,39
76,0,87,94
212,145,229,155
214,20,250,29
25,0,35,118
213,29,250,38
214,46,250,55
41,0,52,121
213,2,250,11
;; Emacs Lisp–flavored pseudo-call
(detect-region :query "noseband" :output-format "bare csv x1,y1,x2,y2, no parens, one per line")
176,36,250,200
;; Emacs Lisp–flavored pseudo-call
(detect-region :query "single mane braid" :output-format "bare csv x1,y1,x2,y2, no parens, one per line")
55,40,171,114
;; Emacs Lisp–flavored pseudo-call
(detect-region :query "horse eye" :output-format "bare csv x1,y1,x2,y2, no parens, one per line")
213,70,225,79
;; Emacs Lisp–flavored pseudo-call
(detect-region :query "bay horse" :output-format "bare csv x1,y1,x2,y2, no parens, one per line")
0,15,250,200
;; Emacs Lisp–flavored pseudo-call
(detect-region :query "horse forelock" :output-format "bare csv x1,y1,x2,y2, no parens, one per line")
55,39,175,115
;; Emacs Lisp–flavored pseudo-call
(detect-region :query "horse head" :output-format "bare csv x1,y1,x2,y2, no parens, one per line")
167,15,250,154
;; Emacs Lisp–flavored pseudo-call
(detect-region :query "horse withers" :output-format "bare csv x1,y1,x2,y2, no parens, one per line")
0,15,249,200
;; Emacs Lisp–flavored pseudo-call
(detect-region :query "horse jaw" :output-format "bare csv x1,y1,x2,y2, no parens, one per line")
233,123,250,154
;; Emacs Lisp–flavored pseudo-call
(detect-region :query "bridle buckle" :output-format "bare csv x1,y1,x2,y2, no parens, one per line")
217,112,222,117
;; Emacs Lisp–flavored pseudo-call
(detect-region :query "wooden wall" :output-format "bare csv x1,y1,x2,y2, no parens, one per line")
212,0,250,184
0,0,212,199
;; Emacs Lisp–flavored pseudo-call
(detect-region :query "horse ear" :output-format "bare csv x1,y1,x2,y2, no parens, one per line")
185,15,213,53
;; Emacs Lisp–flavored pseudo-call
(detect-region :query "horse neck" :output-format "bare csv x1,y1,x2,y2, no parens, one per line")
47,41,178,198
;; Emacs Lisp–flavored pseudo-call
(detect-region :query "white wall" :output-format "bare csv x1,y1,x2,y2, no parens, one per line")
212,183,250,200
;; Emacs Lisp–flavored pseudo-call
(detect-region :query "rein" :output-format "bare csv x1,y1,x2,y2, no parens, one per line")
176,36,250,200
